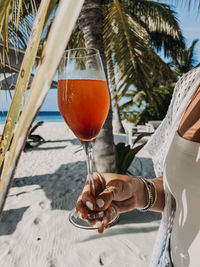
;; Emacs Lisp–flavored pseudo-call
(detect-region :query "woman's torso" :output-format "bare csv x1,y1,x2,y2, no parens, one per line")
164,132,200,266
164,85,200,266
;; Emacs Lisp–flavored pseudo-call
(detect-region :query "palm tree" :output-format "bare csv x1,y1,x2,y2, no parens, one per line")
103,0,184,130
168,39,200,75
120,83,175,125
120,39,200,124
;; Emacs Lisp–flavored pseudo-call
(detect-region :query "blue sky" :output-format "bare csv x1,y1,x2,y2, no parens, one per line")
170,1,200,62
1,2,200,112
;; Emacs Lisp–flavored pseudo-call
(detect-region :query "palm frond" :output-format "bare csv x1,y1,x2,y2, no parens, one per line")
188,39,199,66
124,0,185,58
0,0,52,175
104,0,179,105
128,0,182,36
168,38,199,75
0,0,11,65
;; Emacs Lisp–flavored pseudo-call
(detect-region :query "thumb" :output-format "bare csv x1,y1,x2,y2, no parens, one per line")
95,186,115,211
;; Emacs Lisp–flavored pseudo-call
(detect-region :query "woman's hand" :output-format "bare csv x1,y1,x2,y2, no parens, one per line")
76,172,145,233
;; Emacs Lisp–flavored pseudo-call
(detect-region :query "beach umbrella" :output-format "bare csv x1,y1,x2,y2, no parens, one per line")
0,72,58,90
0,72,35,90
0,43,58,90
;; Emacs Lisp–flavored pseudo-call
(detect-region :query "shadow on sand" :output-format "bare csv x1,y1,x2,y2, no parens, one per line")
24,138,81,152
0,207,29,235
0,157,160,236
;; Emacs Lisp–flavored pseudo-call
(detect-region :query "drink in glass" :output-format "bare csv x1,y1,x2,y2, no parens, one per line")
57,48,118,229
58,79,109,142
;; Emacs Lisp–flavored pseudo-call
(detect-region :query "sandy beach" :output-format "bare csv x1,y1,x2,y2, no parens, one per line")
0,122,161,267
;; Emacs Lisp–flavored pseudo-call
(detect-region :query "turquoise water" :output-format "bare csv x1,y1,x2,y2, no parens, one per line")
0,111,64,124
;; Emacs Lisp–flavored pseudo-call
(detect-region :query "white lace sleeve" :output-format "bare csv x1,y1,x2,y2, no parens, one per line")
144,66,200,177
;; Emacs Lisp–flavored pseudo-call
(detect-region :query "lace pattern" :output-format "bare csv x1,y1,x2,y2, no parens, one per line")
143,66,200,266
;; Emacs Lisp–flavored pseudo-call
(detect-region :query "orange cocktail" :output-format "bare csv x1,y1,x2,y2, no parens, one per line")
57,79,110,142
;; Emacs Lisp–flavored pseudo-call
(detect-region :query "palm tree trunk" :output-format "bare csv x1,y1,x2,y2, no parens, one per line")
113,103,125,133
107,50,125,134
78,0,116,172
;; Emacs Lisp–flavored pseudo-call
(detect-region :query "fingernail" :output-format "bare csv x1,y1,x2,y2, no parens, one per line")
86,201,93,210
96,199,104,208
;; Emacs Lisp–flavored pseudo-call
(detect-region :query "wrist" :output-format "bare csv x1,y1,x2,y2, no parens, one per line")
130,177,149,209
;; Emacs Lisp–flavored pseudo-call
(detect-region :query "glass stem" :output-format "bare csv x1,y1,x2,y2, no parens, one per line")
84,141,94,195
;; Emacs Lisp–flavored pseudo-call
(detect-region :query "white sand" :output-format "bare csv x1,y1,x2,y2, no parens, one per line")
0,122,161,267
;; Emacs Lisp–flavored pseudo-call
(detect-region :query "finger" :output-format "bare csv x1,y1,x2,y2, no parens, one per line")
85,172,106,196
76,195,88,219
81,184,97,211
95,186,115,211
81,173,106,211
76,197,105,222
102,205,118,229
98,226,105,234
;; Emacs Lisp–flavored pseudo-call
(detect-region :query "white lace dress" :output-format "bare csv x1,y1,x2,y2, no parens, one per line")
143,66,200,266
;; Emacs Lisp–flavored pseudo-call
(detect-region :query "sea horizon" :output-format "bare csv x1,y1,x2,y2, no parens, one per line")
0,110,64,124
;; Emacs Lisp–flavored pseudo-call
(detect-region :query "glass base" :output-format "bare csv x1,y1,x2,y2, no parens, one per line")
69,208,119,230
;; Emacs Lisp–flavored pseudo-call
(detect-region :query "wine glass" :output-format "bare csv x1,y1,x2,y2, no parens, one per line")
57,48,119,229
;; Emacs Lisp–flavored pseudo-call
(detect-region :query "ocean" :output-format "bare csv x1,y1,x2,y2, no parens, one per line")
0,111,64,124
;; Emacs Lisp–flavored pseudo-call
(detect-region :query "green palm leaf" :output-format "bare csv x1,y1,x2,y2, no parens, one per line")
104,0,175,105
168,39,199,75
